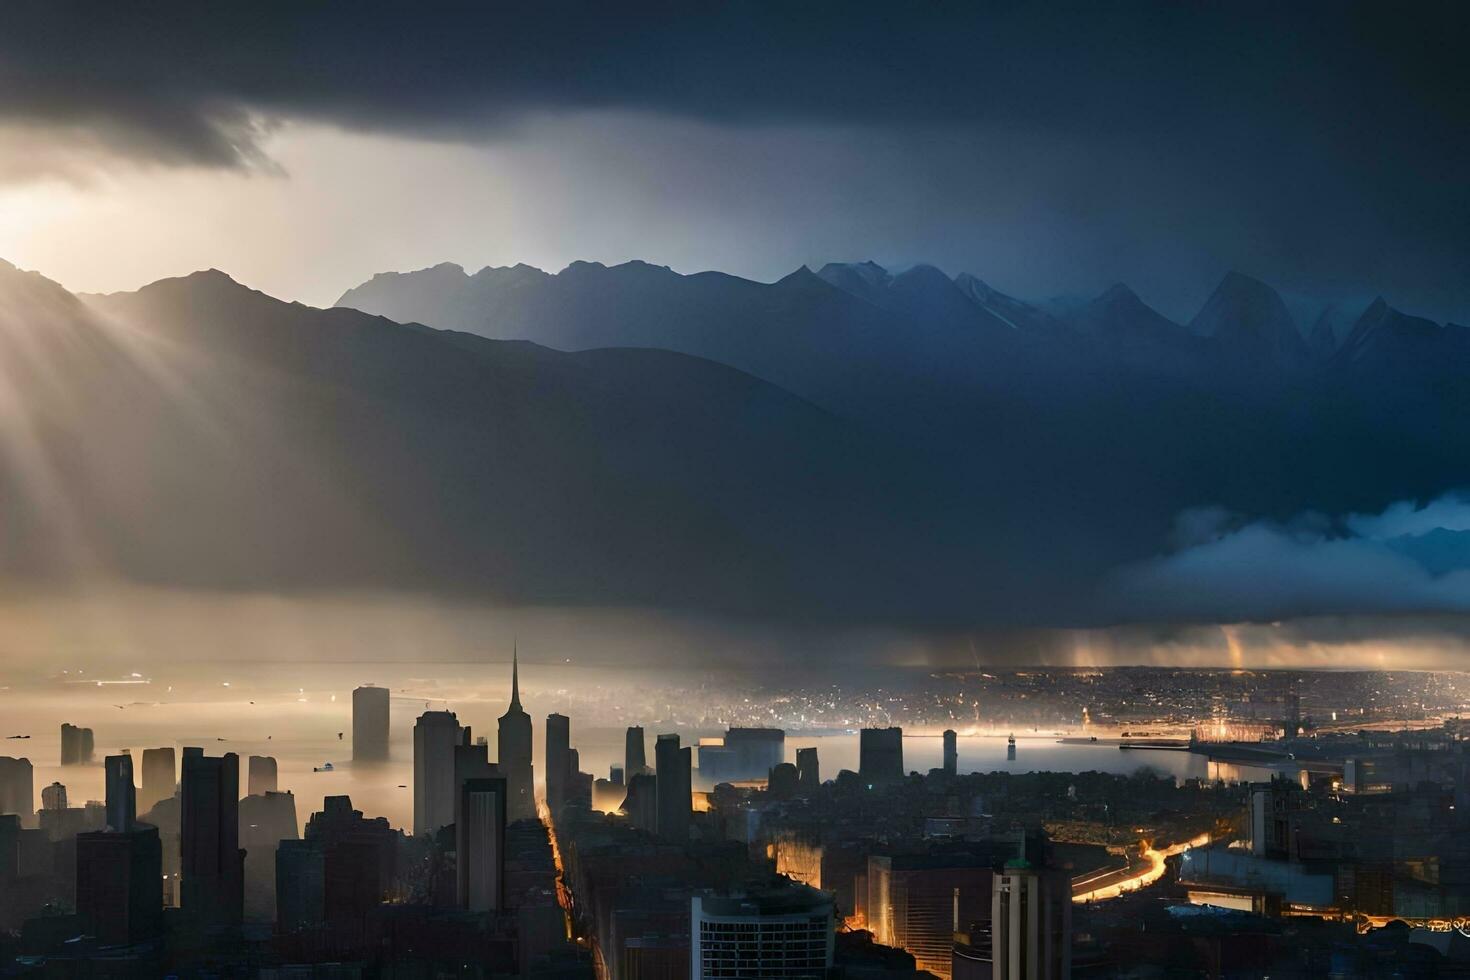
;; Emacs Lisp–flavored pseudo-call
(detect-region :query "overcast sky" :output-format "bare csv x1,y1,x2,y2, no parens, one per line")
1,2,1466,320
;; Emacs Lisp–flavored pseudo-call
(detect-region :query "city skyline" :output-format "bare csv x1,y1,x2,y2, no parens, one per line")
6,653,1470,974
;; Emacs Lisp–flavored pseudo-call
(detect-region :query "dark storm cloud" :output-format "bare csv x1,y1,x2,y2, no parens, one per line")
3,1,1468,317
7,2,1466,155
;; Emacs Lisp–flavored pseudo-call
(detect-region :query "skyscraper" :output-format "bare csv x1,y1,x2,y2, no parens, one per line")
869,853,995,979
457,776,507,911
76,824,163,945
545,713,571,818
625,725,646,778
139,747,176,812
654,734,691,842
104,753,136,832
943,729,958,777
992,861,1071,980
858,728,904,785
0,757,33,824
796,747,820,793
496,647,536,822
60,723,94,765
247,755,278,796
413,710,460,837
724,728,785,780
304,795,396,930
180,749,244,932
353,685,390,762
454,726,498,832
240,789,298,922
275,838,326,933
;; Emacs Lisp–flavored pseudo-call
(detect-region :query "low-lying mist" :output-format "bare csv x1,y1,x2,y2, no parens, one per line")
2,582,1468,684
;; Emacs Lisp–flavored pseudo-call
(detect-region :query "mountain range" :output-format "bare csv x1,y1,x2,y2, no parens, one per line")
0,259,998,622
0,255,1465,629
339,260,1470,563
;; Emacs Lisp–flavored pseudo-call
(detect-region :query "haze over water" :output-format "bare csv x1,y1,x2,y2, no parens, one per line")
3,657,1284,833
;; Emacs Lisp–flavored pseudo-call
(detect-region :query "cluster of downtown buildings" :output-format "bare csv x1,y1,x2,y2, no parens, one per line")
8,661,1470,976
0,658,1072,978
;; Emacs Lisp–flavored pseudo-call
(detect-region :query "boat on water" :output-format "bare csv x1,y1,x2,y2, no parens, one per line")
313,762,335,772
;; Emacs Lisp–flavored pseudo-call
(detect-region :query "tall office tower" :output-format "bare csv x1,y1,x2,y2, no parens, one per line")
625,725,647,778
457,776,507,911
992,862,1071,980
724,728,786,780
858,727,904,785
41,781,67,811
247,755,278,796
60,723,95,765
690,885,835,980
275,838,326,933
0,757,34,824
796,748,819,793
104,754,136,832
545,713,571,818
76,824,163,945
869,853,996,980
180,749,244,931
413,710,461,837
240,789,298,922
140,747,176,812
353,685,390,762
496,648,536,822
943,729,958,777
654,734,691,842
453,727,498,835
621,772,658,832
304,795,397,929
610,765,625,786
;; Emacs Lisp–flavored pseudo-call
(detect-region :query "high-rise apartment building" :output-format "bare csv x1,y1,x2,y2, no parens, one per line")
690,886,834,980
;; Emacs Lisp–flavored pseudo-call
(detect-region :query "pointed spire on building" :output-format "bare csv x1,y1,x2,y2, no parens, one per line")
509,639,521,713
